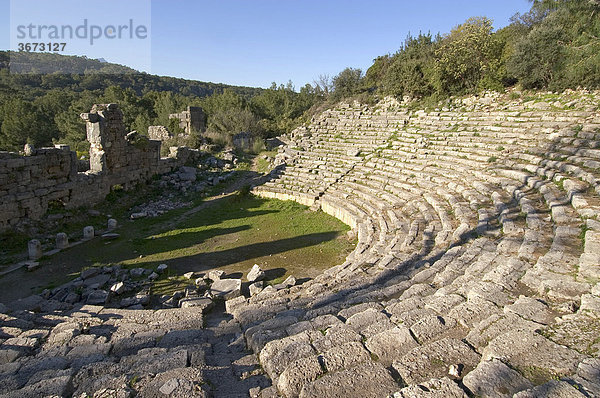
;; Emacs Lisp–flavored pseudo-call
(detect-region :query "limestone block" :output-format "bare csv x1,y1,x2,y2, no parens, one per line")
249,281,264,296
299,361,398,398
513,380,586,398
157,264,168,273
322,341,370,373
482,330,586,378
28,239,42,260
56,232,69,249
463,359,533,398
392,338,481,385
209,279,242,300
394,377,468,398
208,270,224,281
365,326,419,367
83,226,94,240
277,356,324,398
247,264,265,282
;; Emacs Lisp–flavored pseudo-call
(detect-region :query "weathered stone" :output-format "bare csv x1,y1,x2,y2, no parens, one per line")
56,232,69,249
259,332,314,380
27,239,42,260
282,275,296,287
110,282,125,295
83,226,95,240
466,313,539,350
504,296,555,324
81,268,100,279
365,326,419,367
277,356,324,398
322,341,370,373
179,297,214,312
299,361,398,398
394,377,468,398
130,268,146,278
2,375,72,398
247,264,265,282
183,271,195,279
86,290,109,305
392,338,481,385
83,273,110,288
0,337,39,364
249,281,264,297
346,308,389,334
512,380,586,398
463,359,533,398
410,315,458,344
107,219,117,229
482,330,586,379
310,325,362,353
208,270,225,281
209,279,242,299
7,295,44,312
130,212,148,219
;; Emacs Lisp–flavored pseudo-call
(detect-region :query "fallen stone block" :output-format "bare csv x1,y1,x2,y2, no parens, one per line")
247,264,265,282
209,278,242,300
179,297,214,313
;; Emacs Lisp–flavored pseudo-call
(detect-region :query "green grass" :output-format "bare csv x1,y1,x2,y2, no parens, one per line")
255,150,278,174
11,194,354,298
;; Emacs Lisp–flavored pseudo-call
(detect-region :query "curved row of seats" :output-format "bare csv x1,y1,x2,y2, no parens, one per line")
246,93,600,397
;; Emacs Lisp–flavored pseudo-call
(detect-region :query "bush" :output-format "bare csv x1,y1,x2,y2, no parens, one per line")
250,139,265,154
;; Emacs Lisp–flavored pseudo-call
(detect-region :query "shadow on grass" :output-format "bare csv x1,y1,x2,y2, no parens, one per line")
135,225,253,253
133,231,342,273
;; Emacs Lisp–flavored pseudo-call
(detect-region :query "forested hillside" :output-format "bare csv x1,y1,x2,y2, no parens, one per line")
0,51,324,152
338,0,600,102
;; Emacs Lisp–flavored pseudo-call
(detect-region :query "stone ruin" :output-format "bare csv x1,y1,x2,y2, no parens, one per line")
1,91,600,397
169,106,206,134
147,125,173,141
0,103,200,232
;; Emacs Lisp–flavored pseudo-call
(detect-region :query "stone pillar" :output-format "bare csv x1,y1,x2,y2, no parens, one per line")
56,233,69,249
28,239,42,260
80,104,127,174
107,219,117,230
83,226,95,240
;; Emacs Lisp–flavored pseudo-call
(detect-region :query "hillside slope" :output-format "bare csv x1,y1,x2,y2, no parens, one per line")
0,51,262,99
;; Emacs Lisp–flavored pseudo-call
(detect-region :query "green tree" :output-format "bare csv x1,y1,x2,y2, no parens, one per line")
381,33,437,98
332,67,363,100
434,17,497,94
0,98,55,150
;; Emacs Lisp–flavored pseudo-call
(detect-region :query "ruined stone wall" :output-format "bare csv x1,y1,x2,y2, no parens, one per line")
0,104,199,232
169,106,206,134
148,126,173,141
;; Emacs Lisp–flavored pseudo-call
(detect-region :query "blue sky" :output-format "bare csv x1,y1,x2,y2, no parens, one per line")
1,0,532,88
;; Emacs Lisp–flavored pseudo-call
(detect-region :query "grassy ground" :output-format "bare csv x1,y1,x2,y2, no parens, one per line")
0,190,355,302
255,151,278,174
